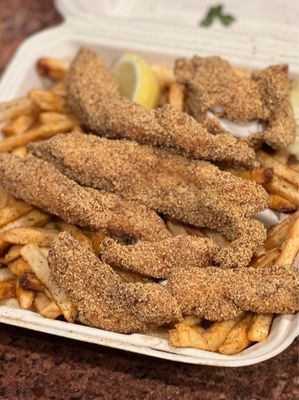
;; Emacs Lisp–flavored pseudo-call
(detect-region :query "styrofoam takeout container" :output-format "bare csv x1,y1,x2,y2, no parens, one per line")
0,0,298,366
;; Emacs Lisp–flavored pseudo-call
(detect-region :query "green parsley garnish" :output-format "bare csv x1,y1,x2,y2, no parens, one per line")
200,4,235,27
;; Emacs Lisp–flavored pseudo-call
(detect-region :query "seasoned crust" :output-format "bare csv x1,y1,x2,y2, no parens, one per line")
48,232,182,333
0,153,170,242
66,48,257,169
31,132,268,268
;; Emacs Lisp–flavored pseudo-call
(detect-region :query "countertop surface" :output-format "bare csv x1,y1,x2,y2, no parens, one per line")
0,1,298,399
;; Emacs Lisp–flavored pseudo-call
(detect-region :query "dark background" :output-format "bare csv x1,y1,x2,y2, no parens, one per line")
0,1,298,399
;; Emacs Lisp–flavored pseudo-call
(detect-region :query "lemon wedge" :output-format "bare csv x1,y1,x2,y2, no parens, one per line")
114,52,160,109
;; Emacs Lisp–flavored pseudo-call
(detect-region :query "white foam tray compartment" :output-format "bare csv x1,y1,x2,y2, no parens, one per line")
0,19,298,367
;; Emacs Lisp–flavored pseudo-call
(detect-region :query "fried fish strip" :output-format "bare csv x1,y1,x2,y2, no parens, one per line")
168,264,299,321
0,153,170,242
175,56,295,149
31,132,267,268
48,232,182,333
65,48,257,168
101,235,218,279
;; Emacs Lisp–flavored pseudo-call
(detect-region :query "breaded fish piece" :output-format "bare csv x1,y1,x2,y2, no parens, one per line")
168,264,299,321
0,153,170,242
101,235,218,279
31,132,268,268
66,48,257,169
175,57,295,149
48,232,182,333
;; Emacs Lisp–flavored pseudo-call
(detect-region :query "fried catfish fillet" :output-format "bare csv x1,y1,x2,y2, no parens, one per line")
168,264,299,321
101,235,218,279
175,56,295,149
31,132,268,268
0,153,170,242
65,48,257,168
48,232,182,333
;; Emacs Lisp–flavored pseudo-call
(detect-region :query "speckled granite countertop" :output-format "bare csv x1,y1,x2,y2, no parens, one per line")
0,1,298,399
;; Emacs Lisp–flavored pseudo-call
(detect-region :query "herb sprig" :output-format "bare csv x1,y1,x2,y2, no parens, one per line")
200,4,235,28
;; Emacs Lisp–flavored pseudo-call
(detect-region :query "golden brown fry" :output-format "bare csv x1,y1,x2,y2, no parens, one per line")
272,149,289,164
169,322,209,350
0,280,16,300
264,175,299,206
57,222,93,251
51,80,66,96
218,314,253,355
0,209,49,234
34,291,62,319
0,267,15,282
28,90,68,113
268,194,297,213
233,167,273,185
1,227,59,247
0,201,32,228
0,119,74,153
275,216,299,265
247,314,273,342
265,212,299,250
36,57,70,81
19,272,44,291
151,65,174,88
168,82,185,111
250,247,281,268
16,277,34,309
2,114,36,137
38,112,72,125
257,150,299,187
11,146,28,158
0,98,37,122
21,244,77,322
2,245,23,264
8,257,32,275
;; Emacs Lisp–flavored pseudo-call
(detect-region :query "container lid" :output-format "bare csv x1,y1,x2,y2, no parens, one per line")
55,0,299,70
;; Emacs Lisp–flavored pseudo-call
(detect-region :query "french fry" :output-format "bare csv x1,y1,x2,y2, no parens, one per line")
57,222,93,251
21,244,77,322
288,154,299,172
250,247,281,268
38,111,72,125
2,114,36,137
264,175,299,206
0,97,36,122
16,277,34,309
151,65,174,89
247,314,273,342
89,231,106,255
36,57,70,81
34,292,62,319
0,210,49,235
272,149,290,165
169,322,209,350
51,80,66,96
168,82,185,111
0,227,59,246
218,314,253,355
8,257,32,275
2,245,24,264
11,146,28,158
0,201,32,228
265,212,299,250
0,267,15,282
166,219,188,236
0,119,74,153
0,280,16,300
268,194,297,213
180,315,202,326
275,215,299,265
233,167,273,185
0,298,19,308
28,90,68,113
257,150,299,187
19,272,44,292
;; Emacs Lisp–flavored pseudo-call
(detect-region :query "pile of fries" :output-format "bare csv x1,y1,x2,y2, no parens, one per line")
0,56,298,355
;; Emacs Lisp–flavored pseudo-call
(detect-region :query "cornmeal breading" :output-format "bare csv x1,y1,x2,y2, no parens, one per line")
0,153,170,242
175,56,295,149
101,235,218,279
66,48,257,168
31,132,268,268
48,232,182,333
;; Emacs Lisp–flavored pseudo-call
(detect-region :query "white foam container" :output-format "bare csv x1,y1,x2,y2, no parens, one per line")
0,0,298,366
